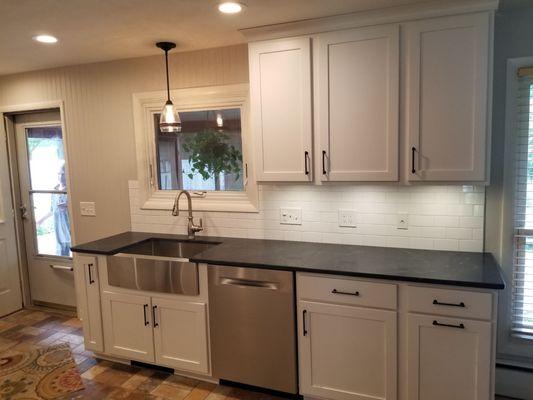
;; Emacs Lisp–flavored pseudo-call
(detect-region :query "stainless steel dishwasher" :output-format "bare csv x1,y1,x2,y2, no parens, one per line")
208,265,298,394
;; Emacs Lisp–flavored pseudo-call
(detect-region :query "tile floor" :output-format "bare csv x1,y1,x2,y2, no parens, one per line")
0,308,285,400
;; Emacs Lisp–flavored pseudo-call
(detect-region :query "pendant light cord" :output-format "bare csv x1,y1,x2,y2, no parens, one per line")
165,49,171,102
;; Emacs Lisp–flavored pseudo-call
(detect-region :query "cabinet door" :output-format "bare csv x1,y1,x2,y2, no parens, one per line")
74,254,103,352
249,37,313,181
152,297,209,374
318,25,399,181
407,314,491,400
406,13,490,181
101,291,154,363
298,301,397,400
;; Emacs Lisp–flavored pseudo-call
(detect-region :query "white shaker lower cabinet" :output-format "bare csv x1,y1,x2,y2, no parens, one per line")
101,291,155,363
73,254,103,352
406,314,491,400
298,301,397,400
297,273,498,400
152,297,209,374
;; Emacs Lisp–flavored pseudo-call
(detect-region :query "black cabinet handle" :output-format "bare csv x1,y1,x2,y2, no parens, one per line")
322,150,327,175
143,304,149,326
152,305,158,327
304,151,310,175
433,299,465,308
303,310,308,336
433,320,465,329
411,146,416,174
332,288,360,297
87,263,95,284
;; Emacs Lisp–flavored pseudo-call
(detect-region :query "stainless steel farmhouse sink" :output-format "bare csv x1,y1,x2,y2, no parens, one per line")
106,239,218,296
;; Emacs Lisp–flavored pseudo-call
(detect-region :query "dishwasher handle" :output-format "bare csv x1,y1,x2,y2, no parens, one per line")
219,277,279,290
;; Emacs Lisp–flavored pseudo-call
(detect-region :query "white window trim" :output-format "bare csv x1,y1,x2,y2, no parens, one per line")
132,83,258,213
497,56,533,363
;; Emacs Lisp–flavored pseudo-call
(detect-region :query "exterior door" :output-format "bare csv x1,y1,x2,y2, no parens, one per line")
101,291,155,363
406,314,491,400
317,24,399,181
14,111,75,307
298,300,397,400
0,117,23,316
152,297,209,374
249,37,313,181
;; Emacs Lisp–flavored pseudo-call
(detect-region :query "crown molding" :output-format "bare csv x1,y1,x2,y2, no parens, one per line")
239,0,499,42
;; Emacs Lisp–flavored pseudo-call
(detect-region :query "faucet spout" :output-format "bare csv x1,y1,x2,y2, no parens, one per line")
171,190,204,239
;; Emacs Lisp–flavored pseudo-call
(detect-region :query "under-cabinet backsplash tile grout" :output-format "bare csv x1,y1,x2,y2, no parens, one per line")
128,181,485,252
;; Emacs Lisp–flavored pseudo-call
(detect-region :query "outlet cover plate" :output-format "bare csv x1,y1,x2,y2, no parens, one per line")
397,212,408,230
339,209,357,228
80,202,96,217
280,208,302,225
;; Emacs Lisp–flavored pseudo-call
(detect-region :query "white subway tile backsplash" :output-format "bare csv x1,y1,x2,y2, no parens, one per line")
129,182,485,252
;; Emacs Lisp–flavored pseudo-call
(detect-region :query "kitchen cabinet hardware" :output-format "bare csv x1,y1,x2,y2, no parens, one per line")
411,146,416,174
433,299,465,308
50,264,73,271
152,305,158,327
322,151,327,175
87,263,95,284
143,304,149,326
332,288,360,297
432,320,465,329
304,151,310,175
220,277,279,290
303,310,308,336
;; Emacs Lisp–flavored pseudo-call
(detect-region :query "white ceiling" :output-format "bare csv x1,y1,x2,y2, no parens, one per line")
0,0,445,76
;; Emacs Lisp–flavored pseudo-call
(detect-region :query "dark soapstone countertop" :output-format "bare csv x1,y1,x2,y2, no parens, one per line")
71,231,505,290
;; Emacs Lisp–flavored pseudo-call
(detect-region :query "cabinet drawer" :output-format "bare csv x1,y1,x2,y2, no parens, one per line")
407,286,492,320
297,274,397,310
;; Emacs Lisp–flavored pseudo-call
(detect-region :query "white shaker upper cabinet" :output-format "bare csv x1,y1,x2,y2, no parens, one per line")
406,13,490,182
317,25,399,181
249,37,313,181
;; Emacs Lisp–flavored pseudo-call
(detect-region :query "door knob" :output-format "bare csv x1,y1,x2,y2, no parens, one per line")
19,204,28,220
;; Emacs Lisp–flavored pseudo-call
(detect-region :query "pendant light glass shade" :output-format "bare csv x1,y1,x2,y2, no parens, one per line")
160,100,181,133
156,41,181,133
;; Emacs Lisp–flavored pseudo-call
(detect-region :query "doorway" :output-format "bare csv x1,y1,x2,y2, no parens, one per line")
9,110,75,309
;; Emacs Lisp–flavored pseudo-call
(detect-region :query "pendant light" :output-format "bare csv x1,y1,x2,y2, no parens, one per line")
156,41,181,133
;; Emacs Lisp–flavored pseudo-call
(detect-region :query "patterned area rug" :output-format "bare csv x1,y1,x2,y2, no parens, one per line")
0,343,84,399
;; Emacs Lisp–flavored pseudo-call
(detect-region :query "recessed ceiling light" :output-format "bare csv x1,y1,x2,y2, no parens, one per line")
218,2,245,14
33,35,58,44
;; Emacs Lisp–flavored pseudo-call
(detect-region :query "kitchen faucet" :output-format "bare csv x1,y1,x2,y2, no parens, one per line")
172,190,203,239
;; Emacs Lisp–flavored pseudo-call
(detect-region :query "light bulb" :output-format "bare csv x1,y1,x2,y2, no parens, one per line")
218,2,245,14
216,112,223,128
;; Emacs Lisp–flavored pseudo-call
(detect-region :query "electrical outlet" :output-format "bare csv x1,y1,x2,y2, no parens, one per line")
280,208,302,225
397,212,408,230
339,209,357,228
80,202,96,217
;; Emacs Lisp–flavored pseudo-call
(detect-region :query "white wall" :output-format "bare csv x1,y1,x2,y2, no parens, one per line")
130,181,485,251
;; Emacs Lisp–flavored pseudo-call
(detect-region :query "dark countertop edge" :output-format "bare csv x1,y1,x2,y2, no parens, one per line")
189,257,505,290
71,231,505,290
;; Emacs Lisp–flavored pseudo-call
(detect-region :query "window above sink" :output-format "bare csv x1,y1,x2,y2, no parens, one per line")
133,83,258,213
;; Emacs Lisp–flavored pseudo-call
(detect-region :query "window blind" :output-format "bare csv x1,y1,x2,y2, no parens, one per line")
513,67,533,338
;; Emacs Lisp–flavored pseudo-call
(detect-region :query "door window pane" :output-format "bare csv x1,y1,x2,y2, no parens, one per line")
154,108,244,191
26,127,65,191
32,193,71,257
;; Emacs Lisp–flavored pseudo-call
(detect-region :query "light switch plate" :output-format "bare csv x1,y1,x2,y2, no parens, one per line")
280,208,302,225
80,202,96,217
397,212,408,230
339,209,357,228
